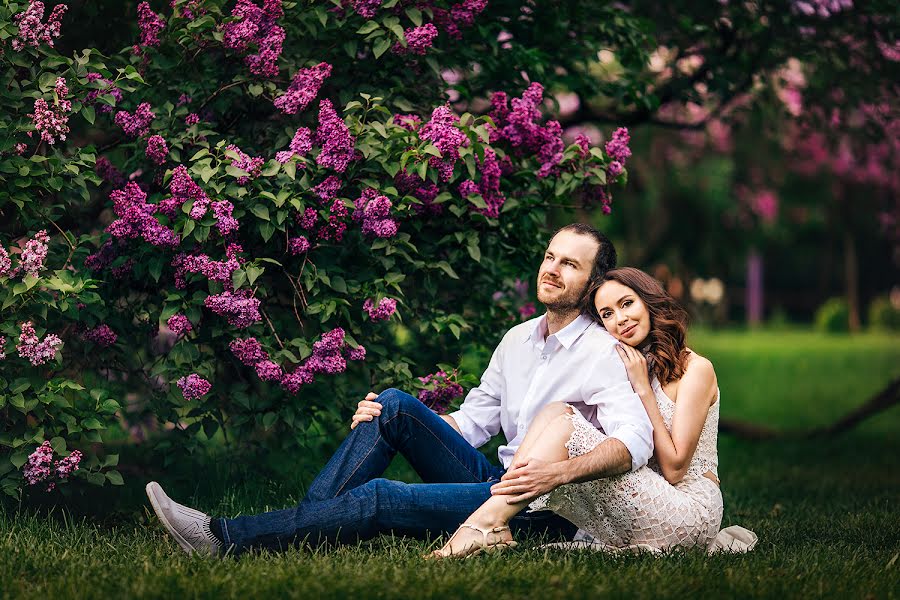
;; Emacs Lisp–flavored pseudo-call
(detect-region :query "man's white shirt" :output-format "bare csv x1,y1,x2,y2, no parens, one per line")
448,313,654,472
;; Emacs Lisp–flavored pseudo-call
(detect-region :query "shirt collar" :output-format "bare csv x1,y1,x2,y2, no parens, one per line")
525,312,594,349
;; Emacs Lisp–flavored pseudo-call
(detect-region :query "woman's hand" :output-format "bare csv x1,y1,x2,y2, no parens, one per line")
615,344,653,397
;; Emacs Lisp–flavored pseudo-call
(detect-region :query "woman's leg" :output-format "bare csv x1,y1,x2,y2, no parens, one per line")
432,403,575,557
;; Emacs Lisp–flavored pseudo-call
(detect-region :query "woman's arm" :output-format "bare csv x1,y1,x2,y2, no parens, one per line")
616,346,717,484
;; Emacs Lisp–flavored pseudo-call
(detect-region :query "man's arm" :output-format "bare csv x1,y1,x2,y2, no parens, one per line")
445,334,508,447
440,414,462,435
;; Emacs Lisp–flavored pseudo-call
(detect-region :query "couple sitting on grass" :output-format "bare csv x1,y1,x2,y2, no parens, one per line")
147,223,755,558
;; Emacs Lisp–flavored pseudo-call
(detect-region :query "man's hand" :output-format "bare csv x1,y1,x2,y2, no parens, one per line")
489,457,567,504
350,392,382,430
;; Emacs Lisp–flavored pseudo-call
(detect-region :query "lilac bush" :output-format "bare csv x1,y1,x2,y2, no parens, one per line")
0,0,636,497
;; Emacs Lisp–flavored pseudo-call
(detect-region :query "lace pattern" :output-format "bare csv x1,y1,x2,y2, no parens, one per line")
529,381,723,552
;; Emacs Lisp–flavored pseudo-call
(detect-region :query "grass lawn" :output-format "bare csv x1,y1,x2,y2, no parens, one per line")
2,329,898,599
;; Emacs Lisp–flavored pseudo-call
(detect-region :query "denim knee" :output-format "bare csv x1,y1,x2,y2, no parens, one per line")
375,388,417,417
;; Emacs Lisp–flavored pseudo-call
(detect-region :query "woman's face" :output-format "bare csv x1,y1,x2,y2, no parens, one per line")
594,280,651,347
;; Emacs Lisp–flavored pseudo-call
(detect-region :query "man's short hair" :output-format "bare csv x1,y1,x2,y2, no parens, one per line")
553,223,617,283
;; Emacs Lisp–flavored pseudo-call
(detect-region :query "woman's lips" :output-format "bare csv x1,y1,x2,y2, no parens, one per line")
620,323,637,338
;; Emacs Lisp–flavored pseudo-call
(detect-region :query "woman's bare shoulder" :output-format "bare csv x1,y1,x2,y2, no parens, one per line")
683,349,717,388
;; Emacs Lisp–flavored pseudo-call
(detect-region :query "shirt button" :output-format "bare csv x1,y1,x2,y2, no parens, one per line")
541,355,548,360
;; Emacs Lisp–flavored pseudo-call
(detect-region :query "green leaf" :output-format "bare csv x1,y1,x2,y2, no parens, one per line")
259,221,276,242
262,412,278,430
182,218,196,239
250,205,270,221
190,148,210,161
81,418,104,430
405,7,423,25
106,471,124,485
436,261,459,279
467,241,481,262
10,452,29,469
232,268,248,290
82,105,96,125
373,36,392,59
246,265,265,286
357,21,381,34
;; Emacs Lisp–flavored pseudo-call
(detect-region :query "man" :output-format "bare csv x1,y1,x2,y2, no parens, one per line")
146,223,653,556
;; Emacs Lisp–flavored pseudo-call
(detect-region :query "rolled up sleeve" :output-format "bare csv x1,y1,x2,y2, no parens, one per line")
448,339,505,448
580,349,654,471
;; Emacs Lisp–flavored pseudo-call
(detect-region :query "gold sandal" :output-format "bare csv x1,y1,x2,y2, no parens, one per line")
426,523,518,560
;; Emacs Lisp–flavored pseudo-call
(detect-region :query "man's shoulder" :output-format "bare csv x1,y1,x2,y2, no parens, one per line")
576,319,619,349
500,316,542,344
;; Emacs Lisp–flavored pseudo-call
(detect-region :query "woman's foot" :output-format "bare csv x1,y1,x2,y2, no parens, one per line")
428,523,517,559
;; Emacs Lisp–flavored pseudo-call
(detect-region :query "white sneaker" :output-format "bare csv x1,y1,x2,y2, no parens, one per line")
145,481,226,557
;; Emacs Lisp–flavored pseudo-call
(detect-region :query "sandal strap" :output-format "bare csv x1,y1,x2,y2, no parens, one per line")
457,523,511,544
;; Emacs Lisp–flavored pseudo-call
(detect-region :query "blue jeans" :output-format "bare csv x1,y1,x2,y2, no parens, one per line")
218,388,575,553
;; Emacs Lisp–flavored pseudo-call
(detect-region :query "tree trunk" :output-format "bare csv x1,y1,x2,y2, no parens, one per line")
844,230,861,332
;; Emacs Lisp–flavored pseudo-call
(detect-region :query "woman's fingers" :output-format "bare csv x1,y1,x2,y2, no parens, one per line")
365,392,379,401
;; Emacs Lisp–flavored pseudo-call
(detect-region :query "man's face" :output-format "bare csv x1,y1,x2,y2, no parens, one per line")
536,230,600,312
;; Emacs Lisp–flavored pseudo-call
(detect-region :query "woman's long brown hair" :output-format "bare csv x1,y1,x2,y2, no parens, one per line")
585,267,691,385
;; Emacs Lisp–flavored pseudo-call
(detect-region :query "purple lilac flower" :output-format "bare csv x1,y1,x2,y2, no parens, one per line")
296,207,318,230
172,0,206,21
351,0,381,18
20,229,50,277
274,62,332,114
417,370,464,414
393,24,438,55
12,1,67,51
304,327,348,374
30,78,71,145
95,157,126,187
575,134,591,158
115,103,155,138
395,170,441,216
227,144,264,185
15,142,28,155
0,247,10,278
317,199,349,242
313,175,342,200
363,297,397,321
0,336,5,360
106,183,180,248
82,324,118,347
176,244,242,285
255,359,283,381
607,160,623,178
393,114,422,131
169,165,208,216
519,302,536,320
145,135,169,165
176,373,211,399
229,337,268,365
55,450,82,480
85,239,119,272
167,314,193,335
280,366,313,393
204,290,261,328
276,127,313,163
288,236,310,255
432,0,487,40
177,93,192,106
418,105,469,181
222,0,285,78
185,113,200,127
347,344,366,361
23,441,53,487
137,2,165,48
604,127,631,163
353,189,398,238
458,147,505,217
17,321,62,366
315,99,356,173
83,73,123,114
212,200,239,236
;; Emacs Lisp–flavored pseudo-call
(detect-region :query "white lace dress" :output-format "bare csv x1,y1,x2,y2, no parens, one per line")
530,377,724,552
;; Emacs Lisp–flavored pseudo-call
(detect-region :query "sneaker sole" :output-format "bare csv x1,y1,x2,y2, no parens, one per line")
145,482,202,556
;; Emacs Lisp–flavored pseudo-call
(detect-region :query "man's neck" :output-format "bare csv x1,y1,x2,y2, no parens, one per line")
545,309,581,337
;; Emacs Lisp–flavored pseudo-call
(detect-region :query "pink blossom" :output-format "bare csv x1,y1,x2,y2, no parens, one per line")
296,207,318,230
16,321,62,366
605,127,632,163
227,144,264,185
222,0,285,78
115,103,155,138
276,127,313,163
363,297,397,321
315,100,356,173
83,73,123,113
82,324,118,347
15,142,28,155
351,0,381,18
55,450,82,479
313,175,342,200
607,160,624,178
175,244,243,285
23,441,53,487
393,24,438,56
12,1,67,51
518,302,536,320
280,366,313,393
318,199,349,242
288,236,310,255
106,183,180,248
229,337,268,365
393,114,422,131
137,2,165,48
395,170,441,216
0,336,5,361
185,113,200,126
145,135,169,165
459,147,505,217
274,62,332,114
167,314,193,335
30,78,71,145
95,157,126,187
417,370,463,414
212,200,239,236
176,373,212,399
255,359,283,381
20,229,50,277
347,345,366,361
419,105,469,181
204,290,262,328
353,189,399,238
0,247,10,278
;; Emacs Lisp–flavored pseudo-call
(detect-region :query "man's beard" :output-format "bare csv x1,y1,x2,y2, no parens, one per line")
539,284,588,314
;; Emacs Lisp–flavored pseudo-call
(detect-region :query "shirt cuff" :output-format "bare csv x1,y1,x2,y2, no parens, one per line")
608,428,653,472
446,409,488,448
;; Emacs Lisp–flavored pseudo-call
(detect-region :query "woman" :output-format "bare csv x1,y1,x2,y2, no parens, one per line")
430,267,723,558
